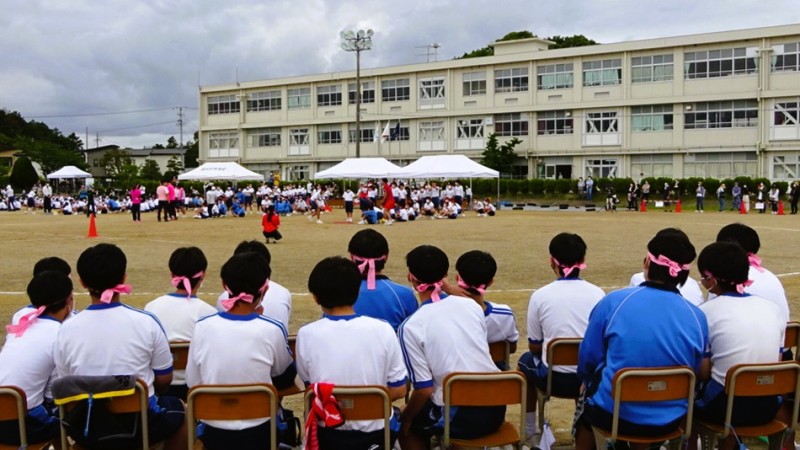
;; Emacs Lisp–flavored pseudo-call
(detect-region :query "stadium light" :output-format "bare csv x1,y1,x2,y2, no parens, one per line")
340,28,373,158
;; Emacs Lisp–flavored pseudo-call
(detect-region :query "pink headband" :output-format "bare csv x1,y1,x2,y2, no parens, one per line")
171,271,204,298
703,270,754,294
552,257,587,277
5,306,45,337
410,274,443,302
648,252,691,277
221,279,269,311
352,255,386,290
100,284,132,303
748,253,765,273
457,277,486,295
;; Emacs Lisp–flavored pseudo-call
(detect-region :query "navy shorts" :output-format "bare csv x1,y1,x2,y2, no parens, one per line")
199,420,271,450
408,399,505,440
344,201,354,213
695,380,780,427
0,404,59,446
582,403,683,437
518,351,581,398
317,426,394,449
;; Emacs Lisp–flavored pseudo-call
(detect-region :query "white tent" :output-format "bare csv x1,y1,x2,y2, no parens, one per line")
178,162,264,181
46,165,92,180
394,155,499,179
313,157,403,179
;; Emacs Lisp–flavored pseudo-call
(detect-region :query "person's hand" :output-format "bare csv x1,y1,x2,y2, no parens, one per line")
441,278,469,297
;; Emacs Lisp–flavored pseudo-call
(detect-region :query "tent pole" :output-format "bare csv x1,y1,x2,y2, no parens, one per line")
496,177,500,209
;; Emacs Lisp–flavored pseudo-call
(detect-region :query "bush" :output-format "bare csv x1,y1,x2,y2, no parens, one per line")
9,156,39,191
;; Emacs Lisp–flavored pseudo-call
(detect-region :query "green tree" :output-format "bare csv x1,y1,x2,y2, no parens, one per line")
184,131,199,168
166,136,179,149
548,34,598,49
458,31,596,59
165,155,184,179
100,149,139,186
481,134,521,176
9,156,39,191
152,143,165,149
140,159,162,181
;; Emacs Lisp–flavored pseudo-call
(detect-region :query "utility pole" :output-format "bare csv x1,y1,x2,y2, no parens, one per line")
95,132,101,148
176,106,185,148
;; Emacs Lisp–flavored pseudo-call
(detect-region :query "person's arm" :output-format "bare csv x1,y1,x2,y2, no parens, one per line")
698,357,711,381
154,373,173,394
399,387,433,435
577,298,609,384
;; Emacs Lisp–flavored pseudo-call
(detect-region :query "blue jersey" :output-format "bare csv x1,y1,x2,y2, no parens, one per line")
578,282,708,426
354,275,418,331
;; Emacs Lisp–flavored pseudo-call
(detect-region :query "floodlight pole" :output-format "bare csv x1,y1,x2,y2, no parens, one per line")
341,29,373,159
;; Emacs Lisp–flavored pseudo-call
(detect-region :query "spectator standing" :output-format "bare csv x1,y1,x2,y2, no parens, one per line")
585,177,594,201
695,181,706,213
716,183,726,212
731,182,742,211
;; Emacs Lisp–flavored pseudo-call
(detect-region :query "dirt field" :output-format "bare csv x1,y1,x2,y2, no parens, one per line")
2,207,799,445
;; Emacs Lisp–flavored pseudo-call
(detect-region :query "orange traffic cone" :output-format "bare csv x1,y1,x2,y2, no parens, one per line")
778,201,785,215
739,200,747,214
640,199,647,212
87,213,99,238
675,199,682,213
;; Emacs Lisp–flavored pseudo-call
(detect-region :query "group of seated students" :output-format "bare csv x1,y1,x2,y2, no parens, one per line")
0,222,792,450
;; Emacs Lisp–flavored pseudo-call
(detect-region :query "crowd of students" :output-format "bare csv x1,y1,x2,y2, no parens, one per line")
0,222,793,450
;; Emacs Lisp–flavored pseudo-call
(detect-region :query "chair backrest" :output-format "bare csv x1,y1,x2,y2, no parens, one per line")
187,384,278,450
0,386,28,446
488,341,510,369
169,341,190,371
304,385,392,450
544,337,582,397
609,366,695,441
288,334,297,361
784,322,800,358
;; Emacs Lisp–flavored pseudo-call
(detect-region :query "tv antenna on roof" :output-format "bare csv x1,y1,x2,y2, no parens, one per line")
415,43,441,62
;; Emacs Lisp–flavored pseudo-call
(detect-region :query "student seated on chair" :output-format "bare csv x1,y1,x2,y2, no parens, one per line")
296,256,408,449
144,246,216,400
689,241,784,450
55,243,187,450
518,233,604,441
185,251,296,450
574,230,709,450
454,250,519,370
398,245,505,450
9,256,73,329
0,271,73,447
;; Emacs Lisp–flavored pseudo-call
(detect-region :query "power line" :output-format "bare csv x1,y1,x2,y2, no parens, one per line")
27,106,197,119
97,120,177,133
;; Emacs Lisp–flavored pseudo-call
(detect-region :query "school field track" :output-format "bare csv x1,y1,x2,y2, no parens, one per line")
2,208,800,446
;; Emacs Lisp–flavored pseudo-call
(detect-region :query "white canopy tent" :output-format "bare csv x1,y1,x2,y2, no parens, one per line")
313,157,403,179
46,165,92,180
394,155,501,203
178,162,264,181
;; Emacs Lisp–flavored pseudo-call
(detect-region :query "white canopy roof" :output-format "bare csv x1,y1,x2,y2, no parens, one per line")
313,157,403,179
46,165,92,179
178,162,264,181
394,155,499,179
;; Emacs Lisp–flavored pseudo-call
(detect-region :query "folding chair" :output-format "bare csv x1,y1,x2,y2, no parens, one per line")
695,361,800,450
785,322,800,360
187,383,279,450
535,337,582,433
169,341,190,371
489,341,511,370
0,386,52,450
442,371,527,449
304,385,392,450
591,366,695,450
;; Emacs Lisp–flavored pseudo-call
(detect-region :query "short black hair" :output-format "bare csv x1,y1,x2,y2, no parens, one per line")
168,247,208,290
33,256,71,277
27,270,72,314
77,243,127,297
697,241,749,293
716,223,760,254
233,240,272,266
348,229,389,274
308,257,361,309
548,233,587,278
221,252,271,302
406,245,448,285
455,250,496,294
646,229,696,287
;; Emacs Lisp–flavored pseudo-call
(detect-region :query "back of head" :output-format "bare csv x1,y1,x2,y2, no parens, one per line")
308,256,361,309
548,233,587,278
646,230,696,287
169,247,208,289
233,240,272,266
406,245,448,284
221,252,271,300
716,223,760,254
27,270,73,314
77,243,127,296
33,256,71,277
348,229,389,273
455,250,496,292
697,242,749,292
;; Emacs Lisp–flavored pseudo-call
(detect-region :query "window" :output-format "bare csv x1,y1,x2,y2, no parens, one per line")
348,125,375,143
288,165,309,181
208,95,239,115
288,128,310,155
246,90,281,112
631,154,674,178
684,47,757,79
287,88,311,109
381,79,410,102
494,113,529,136
585,159,618,178
631,54,674,83
418,77,446,109
773,153,800,179
772,98,800,140
585,112,618,133
208,131,239,158
494,67,529,93
317,85,342,107
537,111,573,135
772,42,800,72
462,71,487,96
248,128,281,147
684,152,757,178
456,118,485,139
317,125,342,144
631,105,674,131
685,100,758,129
348,81,375,104
419,121,445,141
583,59,622,86
537,63,573,90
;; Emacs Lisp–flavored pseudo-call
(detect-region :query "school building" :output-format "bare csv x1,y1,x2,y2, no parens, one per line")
197,24,800,182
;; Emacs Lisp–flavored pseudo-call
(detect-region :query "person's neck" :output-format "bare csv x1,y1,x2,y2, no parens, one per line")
48,307,71,322
90,295,119,305
227,303,259,316
174,288,196,297
322,305,356,316
468,295,486,310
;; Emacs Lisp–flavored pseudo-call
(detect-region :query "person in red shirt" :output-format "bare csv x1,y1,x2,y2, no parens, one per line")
261,205,282,243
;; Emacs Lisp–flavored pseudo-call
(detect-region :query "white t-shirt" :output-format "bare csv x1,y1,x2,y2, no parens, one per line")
185,312,293,430
342,191,354,202
527,278,604,373
747,266,790,324
0,316,60,409
700,293,784,386
629,272,704,306
55,302,173,397
484,301,519,344
296,315,407,432
216,281,292,330
398,295,498,406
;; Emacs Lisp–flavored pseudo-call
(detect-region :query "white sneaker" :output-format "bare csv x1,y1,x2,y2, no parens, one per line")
307,215,313,221
357,220,365,224
316,220,323,224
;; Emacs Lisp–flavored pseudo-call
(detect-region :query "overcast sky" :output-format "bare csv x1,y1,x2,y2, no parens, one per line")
1,0,799,150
